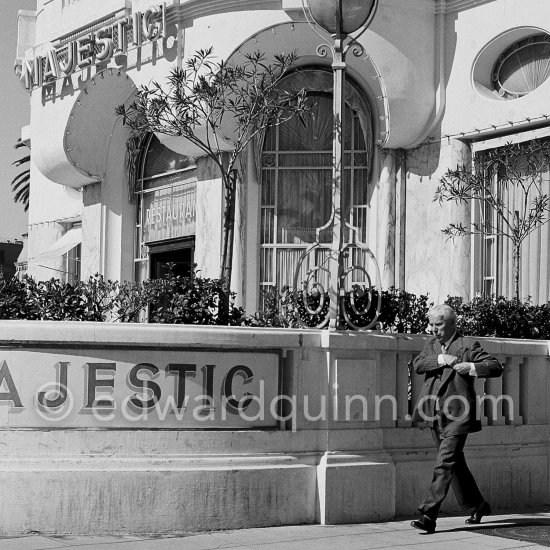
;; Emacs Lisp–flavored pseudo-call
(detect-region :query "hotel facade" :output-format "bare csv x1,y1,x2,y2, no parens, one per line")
15,0,550,309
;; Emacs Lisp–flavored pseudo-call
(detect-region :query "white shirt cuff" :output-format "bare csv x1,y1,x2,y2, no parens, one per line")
469,363,477,377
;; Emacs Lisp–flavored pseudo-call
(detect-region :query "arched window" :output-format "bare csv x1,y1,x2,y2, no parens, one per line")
259,70,374,295
134,134,197,282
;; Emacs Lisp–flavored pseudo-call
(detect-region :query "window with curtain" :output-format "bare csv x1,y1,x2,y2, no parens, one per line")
475,140,550,303
259,79,373,298
62,222,82,284
64,243,81,284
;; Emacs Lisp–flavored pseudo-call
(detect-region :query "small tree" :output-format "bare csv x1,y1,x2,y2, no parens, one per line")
117,48,308,294
11,138,30,212
434,139,550,301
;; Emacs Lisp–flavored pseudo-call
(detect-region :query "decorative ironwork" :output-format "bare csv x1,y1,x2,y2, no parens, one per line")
354,153,367,166
316,44,333,59
350,42,365,59
297,0,381,330
293,229,382,330
262,153,276,167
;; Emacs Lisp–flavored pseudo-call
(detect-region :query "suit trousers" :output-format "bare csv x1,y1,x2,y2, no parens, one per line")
419,420,484,520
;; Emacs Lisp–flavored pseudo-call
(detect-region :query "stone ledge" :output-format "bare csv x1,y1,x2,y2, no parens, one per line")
0,321,547,357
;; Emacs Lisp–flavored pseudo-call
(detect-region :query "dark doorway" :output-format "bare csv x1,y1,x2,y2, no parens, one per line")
149,240,194,279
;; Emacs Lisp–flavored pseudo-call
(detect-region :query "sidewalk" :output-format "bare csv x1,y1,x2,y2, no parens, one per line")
1,513,549,550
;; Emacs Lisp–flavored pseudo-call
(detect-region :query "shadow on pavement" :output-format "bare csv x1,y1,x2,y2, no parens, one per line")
446,517,550,547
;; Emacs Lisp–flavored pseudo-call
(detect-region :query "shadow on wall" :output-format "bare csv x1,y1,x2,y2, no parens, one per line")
405,10,459,180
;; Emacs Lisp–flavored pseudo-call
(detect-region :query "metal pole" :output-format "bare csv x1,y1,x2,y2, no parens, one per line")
328,37,346,329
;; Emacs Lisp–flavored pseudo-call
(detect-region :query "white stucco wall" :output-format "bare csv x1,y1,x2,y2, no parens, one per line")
35,0,126,43
442,0,550,139
404,139,472,299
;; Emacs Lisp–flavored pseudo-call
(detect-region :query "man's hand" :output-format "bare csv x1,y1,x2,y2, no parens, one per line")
453,362,473,375
441,354,459,366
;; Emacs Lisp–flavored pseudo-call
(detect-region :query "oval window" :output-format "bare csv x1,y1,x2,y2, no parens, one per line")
492,34,550,99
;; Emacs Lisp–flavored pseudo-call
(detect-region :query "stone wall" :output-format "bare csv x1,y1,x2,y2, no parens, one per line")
0,321,547,534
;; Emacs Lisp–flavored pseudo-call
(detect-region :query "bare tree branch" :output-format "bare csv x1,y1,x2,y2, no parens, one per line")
117,48,309,313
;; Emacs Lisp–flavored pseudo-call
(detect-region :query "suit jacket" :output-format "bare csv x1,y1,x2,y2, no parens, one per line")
411,334,502,436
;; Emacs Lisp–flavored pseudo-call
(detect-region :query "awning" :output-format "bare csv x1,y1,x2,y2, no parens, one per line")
52,68,137,188
31,228,82,262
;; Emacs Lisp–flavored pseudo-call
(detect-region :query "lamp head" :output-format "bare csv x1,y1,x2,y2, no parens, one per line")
305,0,378,36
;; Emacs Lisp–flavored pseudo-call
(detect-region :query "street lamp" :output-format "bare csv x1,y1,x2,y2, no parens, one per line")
306,0,378,35
296,0,381,330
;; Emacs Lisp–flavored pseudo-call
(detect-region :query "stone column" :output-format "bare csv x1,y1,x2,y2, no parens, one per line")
81,182,103,279
395,149,406,290
377,150,397,289
194,157,223,279
448,139,472,300
231,164,245,308
243,144,261,314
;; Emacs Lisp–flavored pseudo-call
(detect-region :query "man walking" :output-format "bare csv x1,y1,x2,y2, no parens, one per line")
410,304,502,534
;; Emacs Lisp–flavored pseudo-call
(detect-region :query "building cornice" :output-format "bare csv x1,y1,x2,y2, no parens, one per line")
386,0,497,15
442,0,497,13
283,0,497,16
282,0,434,15
167,0,278,24
28,0,501,51
55,8,125,46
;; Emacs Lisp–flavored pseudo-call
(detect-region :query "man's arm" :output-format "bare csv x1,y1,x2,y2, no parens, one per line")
413,339,457,375
469,341,502,377
453,341,503,378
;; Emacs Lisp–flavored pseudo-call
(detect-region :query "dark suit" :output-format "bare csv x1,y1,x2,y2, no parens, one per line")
412,334,502,519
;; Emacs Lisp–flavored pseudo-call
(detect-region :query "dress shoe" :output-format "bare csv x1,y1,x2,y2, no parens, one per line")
465,501,491,524
411,515,436,533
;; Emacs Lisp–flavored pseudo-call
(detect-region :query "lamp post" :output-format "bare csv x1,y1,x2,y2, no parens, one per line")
297,0,381,330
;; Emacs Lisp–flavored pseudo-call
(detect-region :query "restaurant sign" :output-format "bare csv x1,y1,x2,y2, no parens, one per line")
21,3,166,91
0,348,280,429
142,180,196,242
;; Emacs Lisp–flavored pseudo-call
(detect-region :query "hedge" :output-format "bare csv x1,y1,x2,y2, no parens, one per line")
0,272,243,325
1,272,549,339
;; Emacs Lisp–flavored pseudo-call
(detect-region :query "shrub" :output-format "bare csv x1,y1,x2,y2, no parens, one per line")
0,271,244,325
445,295,550,339
242,286,300,328
246,285,431,332
375,287,431,334
0,275,30,319
142,272,243,325
0,275,131,321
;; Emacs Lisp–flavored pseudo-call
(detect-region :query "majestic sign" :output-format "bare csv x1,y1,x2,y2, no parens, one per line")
0,349,280,429
142,180,196,242
21,3,166,91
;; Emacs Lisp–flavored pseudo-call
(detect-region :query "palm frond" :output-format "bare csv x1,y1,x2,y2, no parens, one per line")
10,139,30,211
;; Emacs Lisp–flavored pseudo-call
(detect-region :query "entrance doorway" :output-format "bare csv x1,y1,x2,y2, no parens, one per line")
149,239,194,279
